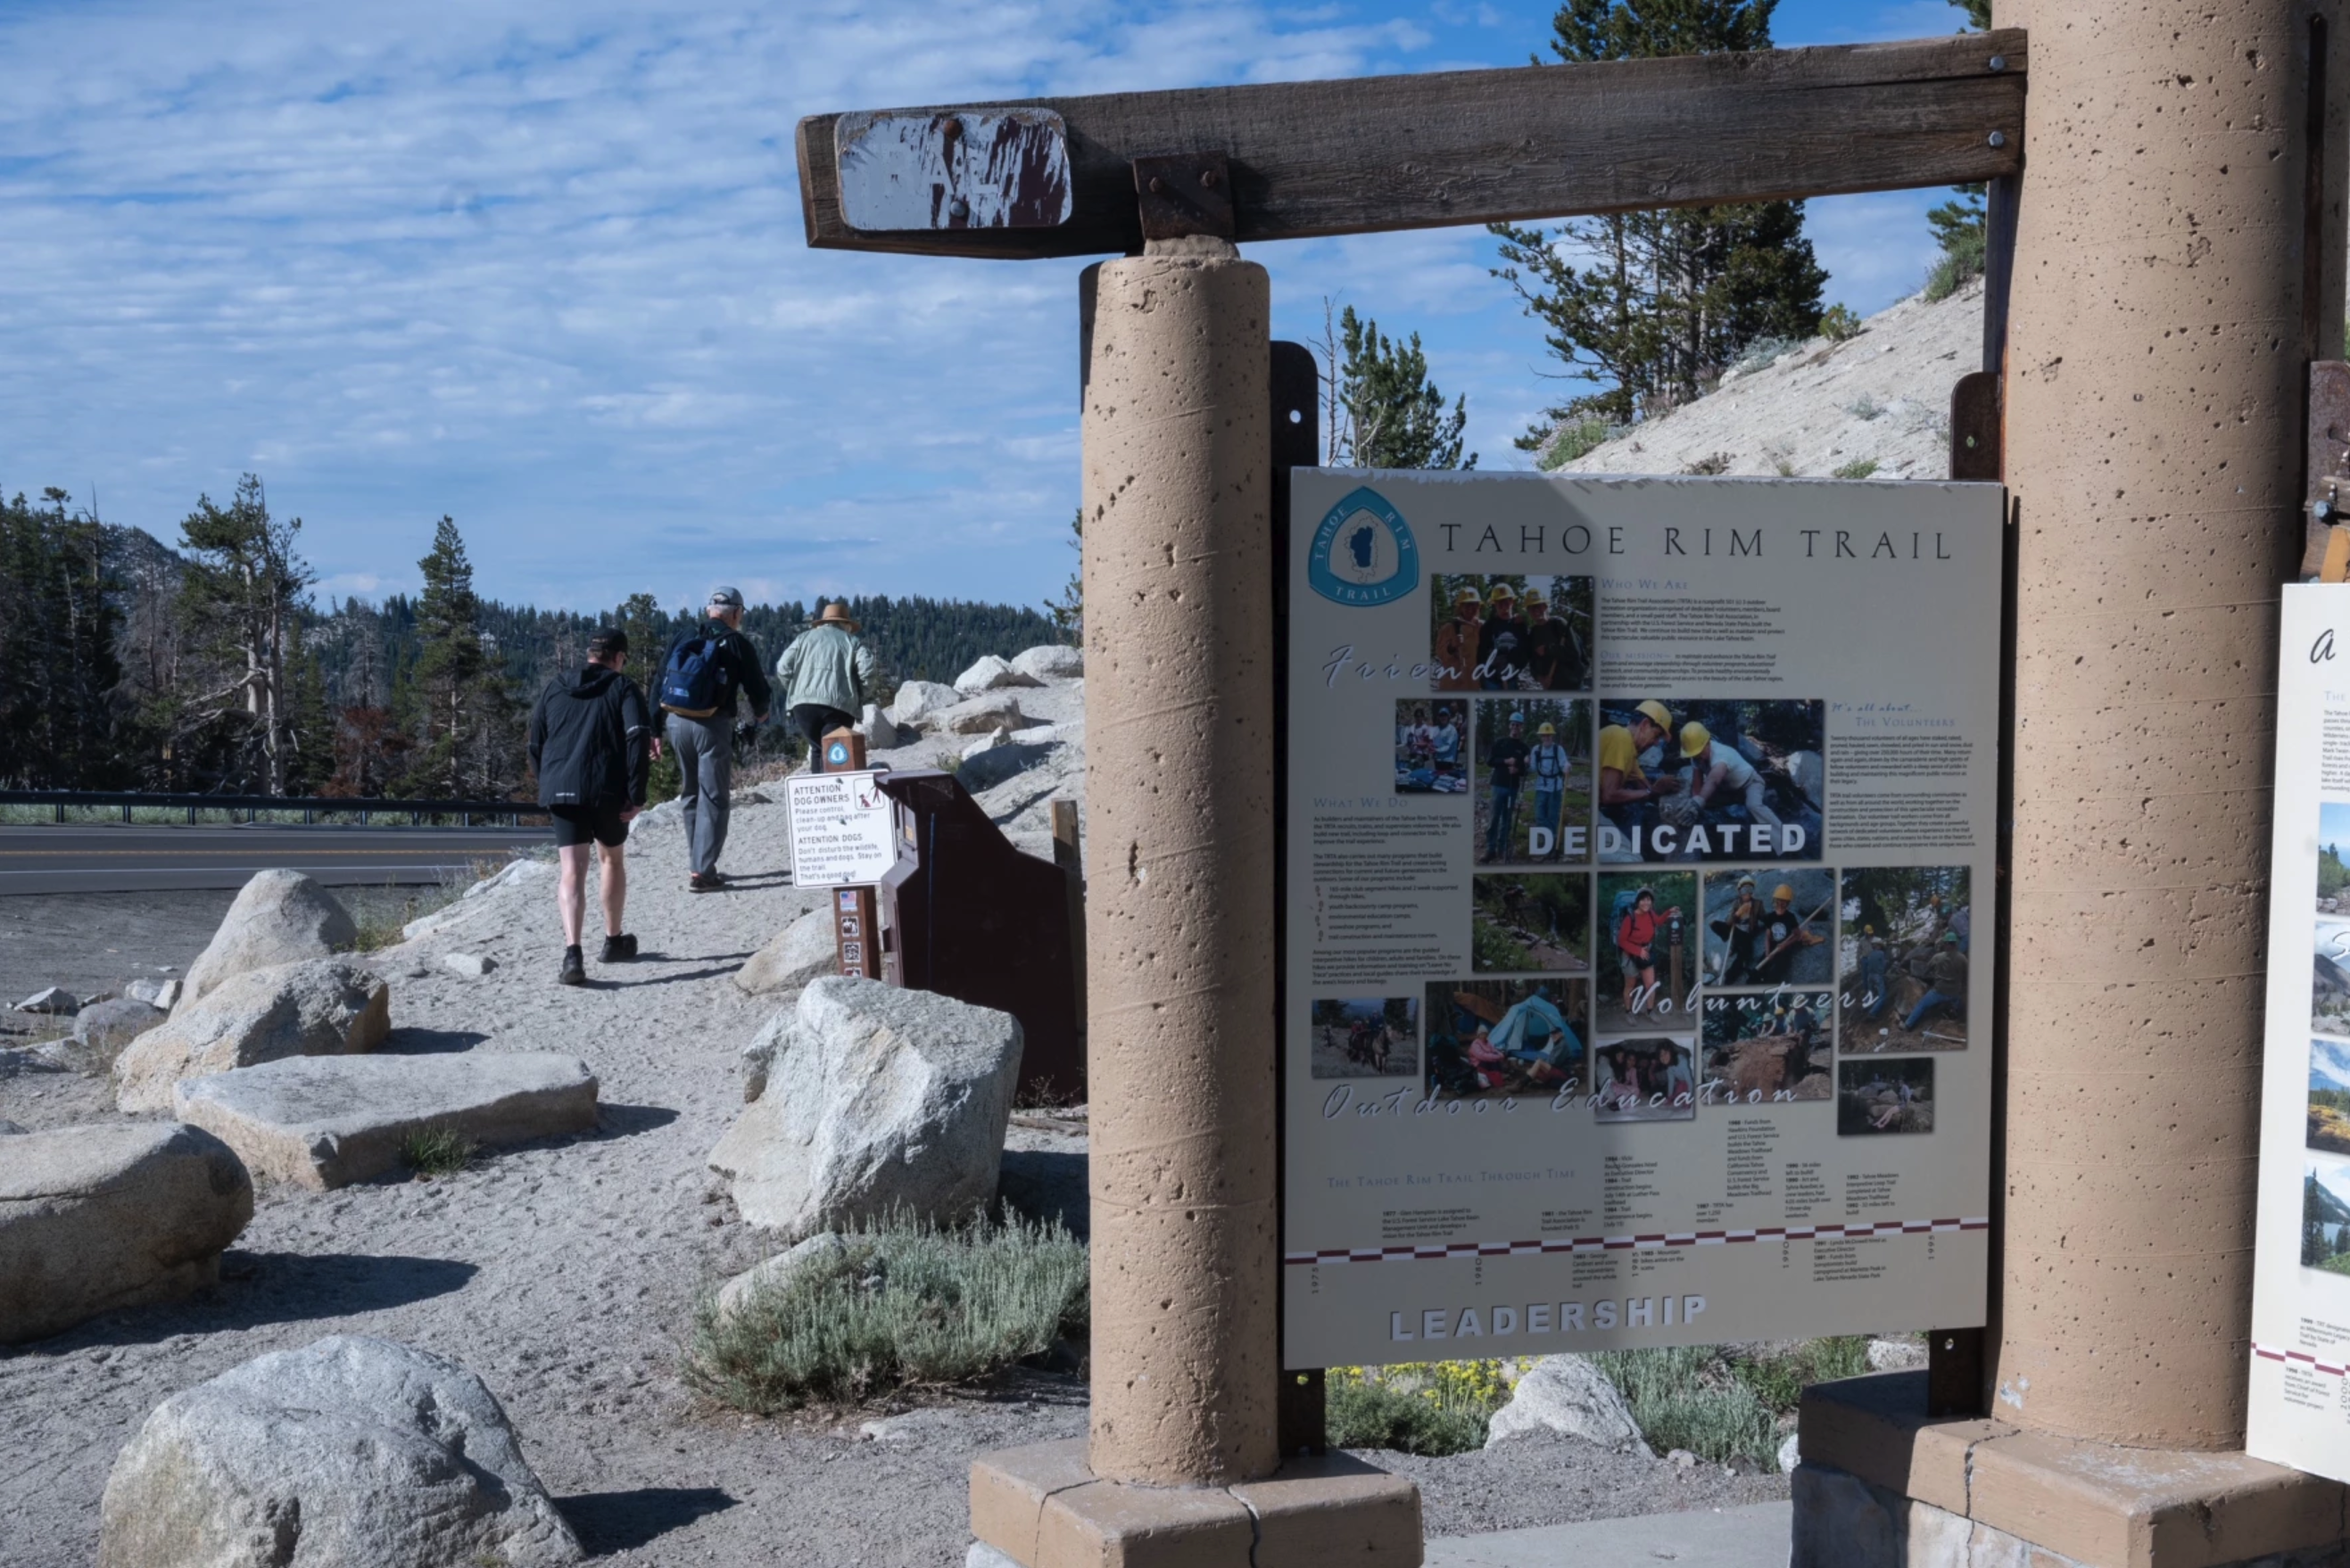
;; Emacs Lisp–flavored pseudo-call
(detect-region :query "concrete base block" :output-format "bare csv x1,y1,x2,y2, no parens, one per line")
1794,1374,2350,1568
971,1439,1423,1567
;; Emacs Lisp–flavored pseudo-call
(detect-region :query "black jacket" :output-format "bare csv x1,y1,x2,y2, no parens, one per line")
530,664,653,810
665,621,773,722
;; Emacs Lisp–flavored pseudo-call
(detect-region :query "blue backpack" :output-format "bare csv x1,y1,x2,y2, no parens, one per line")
658,634,732,718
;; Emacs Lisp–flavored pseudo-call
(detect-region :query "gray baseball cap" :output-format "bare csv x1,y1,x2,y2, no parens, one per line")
707,585,745,608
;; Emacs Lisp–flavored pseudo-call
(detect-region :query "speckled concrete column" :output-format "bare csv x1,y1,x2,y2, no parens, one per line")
1998,0,2346,1448
1077,236,1278,1487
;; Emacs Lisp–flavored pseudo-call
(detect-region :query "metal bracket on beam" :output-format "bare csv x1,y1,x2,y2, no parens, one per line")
2304,361,2350,581
1133,153,1234,242
1949,370,2002,483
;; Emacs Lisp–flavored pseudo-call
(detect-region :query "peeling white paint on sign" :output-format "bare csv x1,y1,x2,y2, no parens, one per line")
836,109,1072,232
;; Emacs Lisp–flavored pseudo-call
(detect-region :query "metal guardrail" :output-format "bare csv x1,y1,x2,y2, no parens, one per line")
0,789,547,828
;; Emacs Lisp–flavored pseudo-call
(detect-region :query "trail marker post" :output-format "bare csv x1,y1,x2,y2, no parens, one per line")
810,11,2350,1564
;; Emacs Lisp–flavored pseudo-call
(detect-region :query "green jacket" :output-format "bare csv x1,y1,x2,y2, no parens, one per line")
774,624,878,715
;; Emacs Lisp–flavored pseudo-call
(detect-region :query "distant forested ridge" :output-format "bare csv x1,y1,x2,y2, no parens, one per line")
0,480,1061,797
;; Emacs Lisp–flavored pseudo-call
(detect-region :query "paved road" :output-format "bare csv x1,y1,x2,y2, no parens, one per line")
0,824,542,895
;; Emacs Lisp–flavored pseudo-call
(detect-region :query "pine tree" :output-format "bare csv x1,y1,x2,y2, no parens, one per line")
1923,1,1991,298
1492,0,1827,450
1044,510,1083,645
1331,306,1476,470
173,475,314,793
399,517,514,799
0,489,128,788
284,643,335,795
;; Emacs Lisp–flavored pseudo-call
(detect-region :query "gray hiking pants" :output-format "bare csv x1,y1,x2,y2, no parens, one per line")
666,713,732,875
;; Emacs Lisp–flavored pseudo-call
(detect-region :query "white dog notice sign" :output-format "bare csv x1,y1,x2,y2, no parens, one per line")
785,771,899,887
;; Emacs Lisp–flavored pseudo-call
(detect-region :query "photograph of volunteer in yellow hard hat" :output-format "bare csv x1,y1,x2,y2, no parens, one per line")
1598,698,1825,862
1427,573,1593,692
1595,697,1681,862
1702,867,1834,987
1472,697,1590,862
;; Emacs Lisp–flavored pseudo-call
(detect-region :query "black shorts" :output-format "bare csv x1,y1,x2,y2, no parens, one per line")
550,804,630,848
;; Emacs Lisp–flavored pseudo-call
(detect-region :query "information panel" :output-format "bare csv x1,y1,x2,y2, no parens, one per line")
784,771,898,888
1282,472,2000,1366
2250,584,2350,1481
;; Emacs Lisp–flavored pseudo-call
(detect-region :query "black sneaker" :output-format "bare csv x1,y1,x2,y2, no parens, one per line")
600,934,637,963
558,945,586,986
688,872,720,893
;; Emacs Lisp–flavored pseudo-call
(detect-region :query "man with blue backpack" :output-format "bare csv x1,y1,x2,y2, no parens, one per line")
658,587,772,892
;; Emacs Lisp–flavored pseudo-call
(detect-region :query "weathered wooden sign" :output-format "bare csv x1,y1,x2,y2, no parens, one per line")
834,108,1072,232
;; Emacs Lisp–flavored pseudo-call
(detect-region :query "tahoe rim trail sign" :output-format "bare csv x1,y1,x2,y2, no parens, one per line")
1281,470,2002,1369
1310,485,1421,607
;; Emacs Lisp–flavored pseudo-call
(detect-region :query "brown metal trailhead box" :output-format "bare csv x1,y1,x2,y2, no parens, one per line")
871,769,1083,1102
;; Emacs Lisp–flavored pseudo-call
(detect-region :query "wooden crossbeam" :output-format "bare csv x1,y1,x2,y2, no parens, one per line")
798,29,2024,260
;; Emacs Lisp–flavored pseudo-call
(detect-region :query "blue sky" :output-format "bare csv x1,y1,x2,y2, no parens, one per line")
0,0,1973,615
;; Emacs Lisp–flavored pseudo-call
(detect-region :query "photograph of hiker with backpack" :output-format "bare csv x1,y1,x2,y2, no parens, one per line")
657,586,772,893
1594,872,1693,1035
1471,697,1590,862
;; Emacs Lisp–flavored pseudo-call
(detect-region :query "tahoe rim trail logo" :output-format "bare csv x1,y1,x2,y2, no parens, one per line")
1310,486,1421,607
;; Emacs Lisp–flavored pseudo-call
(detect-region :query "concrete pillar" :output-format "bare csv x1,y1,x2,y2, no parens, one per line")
968,236,1418,1565
1077,236,1279,1488
1997,0,2346,1450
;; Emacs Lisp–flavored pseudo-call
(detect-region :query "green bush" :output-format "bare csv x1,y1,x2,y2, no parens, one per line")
1326,1360,1512,1456
1924,245,1983,303
1729,1335,1871,1415
684,1212,1088,1412
1832,458,1881,481
347,865,498,952
1592,1336,1875,1465
400,1124,477,1176
1820,304,1864,342
1538,418,1624,471
1731,335,1800,375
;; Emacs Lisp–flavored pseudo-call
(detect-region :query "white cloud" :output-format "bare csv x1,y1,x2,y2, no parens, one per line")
0,0,1962,611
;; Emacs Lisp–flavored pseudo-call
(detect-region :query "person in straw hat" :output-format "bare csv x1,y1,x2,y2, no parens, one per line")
774,600,880,773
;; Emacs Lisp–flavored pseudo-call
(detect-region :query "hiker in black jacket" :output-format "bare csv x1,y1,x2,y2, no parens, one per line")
657,586,773,892
529,626,655,986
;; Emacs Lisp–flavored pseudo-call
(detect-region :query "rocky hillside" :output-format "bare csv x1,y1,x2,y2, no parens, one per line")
1560,280,1985,482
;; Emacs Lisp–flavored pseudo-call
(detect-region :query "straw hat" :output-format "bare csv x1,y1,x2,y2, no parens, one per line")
814,601,860,631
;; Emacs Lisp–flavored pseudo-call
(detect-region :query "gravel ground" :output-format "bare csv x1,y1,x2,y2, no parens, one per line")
2,671,1790,1565
1386,1434,1787,1538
